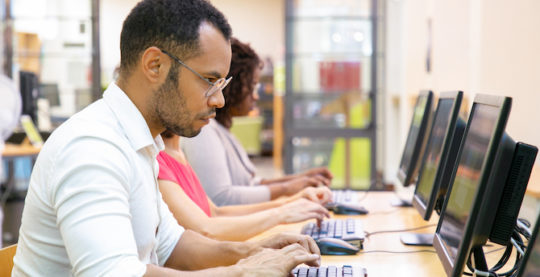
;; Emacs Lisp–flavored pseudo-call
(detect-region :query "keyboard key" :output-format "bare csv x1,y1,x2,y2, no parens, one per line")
298,267,308,277
328,221,335,237
293,265,366,277
327,266,337,277
308,267,318,277
343,265,353,274
317,266,327,277
346,219,355,233
321,221,329,234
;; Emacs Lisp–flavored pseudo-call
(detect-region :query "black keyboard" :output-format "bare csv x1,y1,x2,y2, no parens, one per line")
292,265,367,277
301,218,365,248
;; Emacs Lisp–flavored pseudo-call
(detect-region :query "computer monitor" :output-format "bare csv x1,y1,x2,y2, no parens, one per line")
433,94,538,276
413,91,466,220
516,212,540,277
397,90,434,188
400,91,465,246
19,71,39,124
392,90,433,207
39,83,61,107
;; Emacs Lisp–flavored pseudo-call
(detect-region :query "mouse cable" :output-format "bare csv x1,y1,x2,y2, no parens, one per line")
366,208,402,216
357,190,369,202
359,249,436,254
364,224,437,238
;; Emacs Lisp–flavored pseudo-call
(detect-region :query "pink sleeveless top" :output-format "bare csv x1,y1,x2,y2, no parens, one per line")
157,151,212,216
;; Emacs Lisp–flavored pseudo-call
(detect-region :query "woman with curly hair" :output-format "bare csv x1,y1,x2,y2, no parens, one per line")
181,38,333,206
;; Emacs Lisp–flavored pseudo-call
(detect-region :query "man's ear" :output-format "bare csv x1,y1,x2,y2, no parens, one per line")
141,46,169,83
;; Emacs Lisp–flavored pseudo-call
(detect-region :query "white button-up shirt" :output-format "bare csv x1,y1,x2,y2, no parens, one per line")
12,83,184,277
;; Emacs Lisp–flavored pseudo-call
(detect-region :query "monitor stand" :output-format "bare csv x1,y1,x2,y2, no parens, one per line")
400,233,433,246
390,183,415,207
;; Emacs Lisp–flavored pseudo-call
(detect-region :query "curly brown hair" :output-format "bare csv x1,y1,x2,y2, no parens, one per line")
215,37,262,128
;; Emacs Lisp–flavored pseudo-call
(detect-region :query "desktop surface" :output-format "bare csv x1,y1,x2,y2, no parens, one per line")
254,192,444,277
252,191,526,277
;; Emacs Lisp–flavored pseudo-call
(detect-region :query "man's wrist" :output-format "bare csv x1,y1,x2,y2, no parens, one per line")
242,240,263,257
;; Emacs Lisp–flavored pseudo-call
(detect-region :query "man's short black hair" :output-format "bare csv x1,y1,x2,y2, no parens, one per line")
119,0,232,76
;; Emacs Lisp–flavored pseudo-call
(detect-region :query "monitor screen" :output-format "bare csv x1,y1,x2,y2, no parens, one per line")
413,91,464,221
39,83,61,107
415,99,454,204
397,91,433,187
438,103,500,262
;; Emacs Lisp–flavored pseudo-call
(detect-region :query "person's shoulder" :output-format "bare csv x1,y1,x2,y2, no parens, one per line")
41,100,131,160
60,101,126,141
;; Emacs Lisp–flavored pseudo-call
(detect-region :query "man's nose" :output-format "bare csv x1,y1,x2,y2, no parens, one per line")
209,89,225,108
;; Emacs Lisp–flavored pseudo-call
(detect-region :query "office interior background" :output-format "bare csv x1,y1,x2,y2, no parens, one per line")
1,0,540,247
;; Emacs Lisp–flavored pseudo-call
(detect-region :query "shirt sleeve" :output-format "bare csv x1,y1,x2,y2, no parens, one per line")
51,137,146,277
155,194,184,266
181,126,270,206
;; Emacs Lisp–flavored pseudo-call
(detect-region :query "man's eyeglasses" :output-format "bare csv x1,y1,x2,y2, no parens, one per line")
161,49,232,97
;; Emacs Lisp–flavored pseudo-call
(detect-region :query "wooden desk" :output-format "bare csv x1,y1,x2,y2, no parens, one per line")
254,192,444,276
254,192,518,277
1,143,40,205
2,143,41,157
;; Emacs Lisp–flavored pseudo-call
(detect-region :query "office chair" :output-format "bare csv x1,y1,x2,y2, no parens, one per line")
0,244,17,277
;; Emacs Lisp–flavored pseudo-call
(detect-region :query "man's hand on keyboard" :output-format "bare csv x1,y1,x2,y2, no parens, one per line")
256,232,321,260
236,244,320,277
278,198,330,224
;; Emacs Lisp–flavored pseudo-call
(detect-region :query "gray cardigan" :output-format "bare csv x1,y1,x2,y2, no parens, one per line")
181,119,270,206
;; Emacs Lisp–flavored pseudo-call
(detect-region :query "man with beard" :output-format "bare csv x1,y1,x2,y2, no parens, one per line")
12,0,320,276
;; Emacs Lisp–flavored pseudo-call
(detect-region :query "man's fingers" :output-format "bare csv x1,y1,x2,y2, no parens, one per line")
302,235,321,256
279,245,320,270
293,253,321,267
291,236,321,257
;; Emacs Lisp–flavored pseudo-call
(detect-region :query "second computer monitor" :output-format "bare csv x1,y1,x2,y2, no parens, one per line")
397,90,433,187
412,91,465,221
434,94,537,276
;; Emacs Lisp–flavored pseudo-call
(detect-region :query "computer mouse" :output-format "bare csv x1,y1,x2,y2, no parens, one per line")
316,237,360,255
332,202,369,215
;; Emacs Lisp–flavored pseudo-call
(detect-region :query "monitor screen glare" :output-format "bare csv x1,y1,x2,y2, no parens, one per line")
438,104,500,262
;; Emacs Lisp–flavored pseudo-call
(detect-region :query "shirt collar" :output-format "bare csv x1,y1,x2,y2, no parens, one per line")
103,82,164,153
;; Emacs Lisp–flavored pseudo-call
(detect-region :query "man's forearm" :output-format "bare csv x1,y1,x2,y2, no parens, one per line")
145,264,244,277
164,230,261,270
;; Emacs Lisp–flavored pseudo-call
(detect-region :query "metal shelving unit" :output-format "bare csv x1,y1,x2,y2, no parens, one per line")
283,0,383,190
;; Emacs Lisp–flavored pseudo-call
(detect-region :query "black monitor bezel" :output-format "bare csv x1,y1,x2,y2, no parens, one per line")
433,94,512,277
412,91,463,221
517,211,540,276
397,90,434,187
